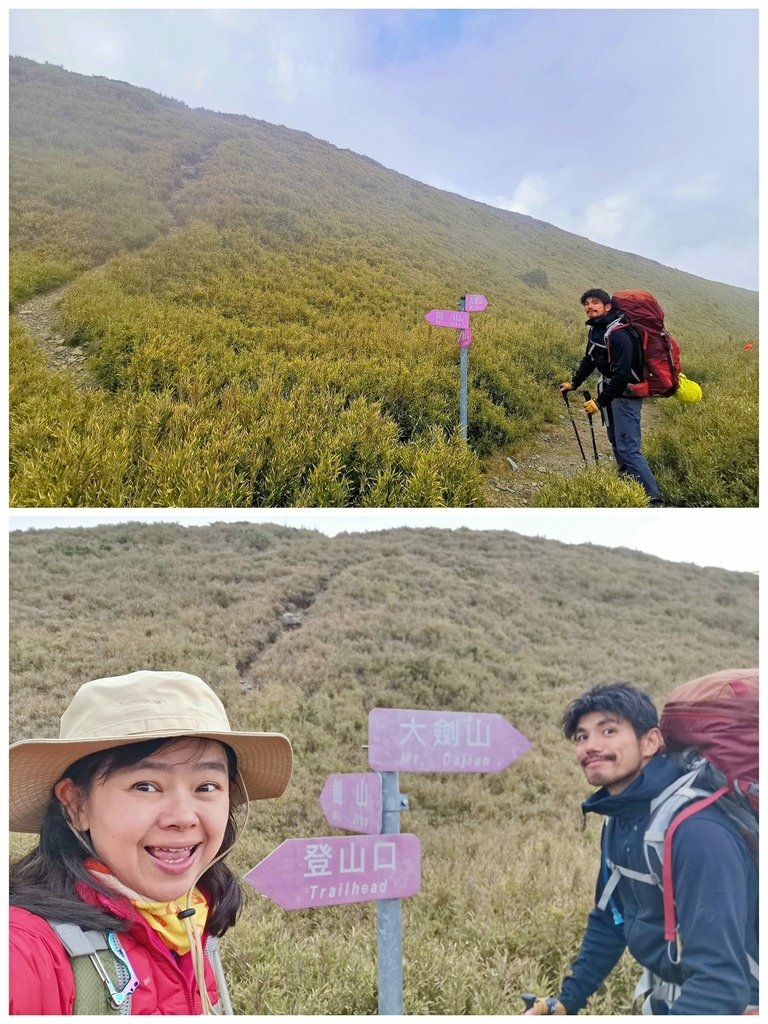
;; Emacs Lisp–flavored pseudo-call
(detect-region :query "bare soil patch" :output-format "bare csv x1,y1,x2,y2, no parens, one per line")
13,286,96,390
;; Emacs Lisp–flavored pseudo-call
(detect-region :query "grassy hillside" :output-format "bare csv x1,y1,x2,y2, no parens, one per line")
9,523,758,1013
9,58,758,507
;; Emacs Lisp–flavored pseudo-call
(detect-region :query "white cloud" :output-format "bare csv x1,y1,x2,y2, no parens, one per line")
670,175,719,202
581,194,632,247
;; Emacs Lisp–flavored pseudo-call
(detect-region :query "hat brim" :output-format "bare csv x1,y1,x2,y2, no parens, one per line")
10,728,293,834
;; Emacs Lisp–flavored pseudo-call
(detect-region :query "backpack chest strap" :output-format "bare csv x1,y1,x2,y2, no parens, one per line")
597,862,660,912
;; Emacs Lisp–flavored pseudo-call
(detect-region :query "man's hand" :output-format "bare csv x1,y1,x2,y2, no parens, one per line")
522,996,566,1015
559,382,573,395
583,398,599,416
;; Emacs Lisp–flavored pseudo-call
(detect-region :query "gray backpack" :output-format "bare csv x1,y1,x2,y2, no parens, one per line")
49,921,233,1014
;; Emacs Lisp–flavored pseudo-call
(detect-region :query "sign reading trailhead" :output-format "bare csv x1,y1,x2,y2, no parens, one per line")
244,833,421,910
367,708,531,773
425,309,470,330
320,772,383,834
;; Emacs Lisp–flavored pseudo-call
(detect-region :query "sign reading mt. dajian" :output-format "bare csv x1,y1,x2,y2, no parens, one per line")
367,708,530,773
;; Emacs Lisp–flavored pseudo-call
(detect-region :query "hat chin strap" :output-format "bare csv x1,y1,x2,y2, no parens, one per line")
63,770,252,1016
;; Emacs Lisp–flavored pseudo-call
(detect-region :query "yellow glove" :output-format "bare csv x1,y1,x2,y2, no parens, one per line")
583,398,599,416
523,996,566,1015
559,382,573,394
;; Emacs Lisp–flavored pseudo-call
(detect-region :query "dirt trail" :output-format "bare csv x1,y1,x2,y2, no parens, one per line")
13,285,96,390
481,406,615,507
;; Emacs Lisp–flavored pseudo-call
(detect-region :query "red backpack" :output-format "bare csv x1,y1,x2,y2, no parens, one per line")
607,289,682,397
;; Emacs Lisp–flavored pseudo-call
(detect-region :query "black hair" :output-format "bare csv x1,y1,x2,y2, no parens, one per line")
561,682,659,740
10,736,244,936
580,288,611,306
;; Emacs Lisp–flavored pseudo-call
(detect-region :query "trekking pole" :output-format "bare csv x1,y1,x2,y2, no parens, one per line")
581,389,600,464
561,389,587,465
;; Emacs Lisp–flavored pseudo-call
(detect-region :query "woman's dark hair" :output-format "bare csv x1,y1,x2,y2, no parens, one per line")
580,288,612,306
561,682,659,740
10,736,244,936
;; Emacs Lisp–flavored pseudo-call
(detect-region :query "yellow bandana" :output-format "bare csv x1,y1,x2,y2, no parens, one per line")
86,860,209,955
133,889,209,955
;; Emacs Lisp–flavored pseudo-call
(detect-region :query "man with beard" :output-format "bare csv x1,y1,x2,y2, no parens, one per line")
560,288,663,505
523,683,758,1015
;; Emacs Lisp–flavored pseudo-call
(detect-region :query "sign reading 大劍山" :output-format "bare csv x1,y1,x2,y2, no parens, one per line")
367,708,531,773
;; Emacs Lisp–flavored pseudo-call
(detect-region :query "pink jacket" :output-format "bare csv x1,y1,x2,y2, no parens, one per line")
10,883,221,1015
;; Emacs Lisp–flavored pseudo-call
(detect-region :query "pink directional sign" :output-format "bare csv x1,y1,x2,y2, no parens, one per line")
320,772,383,834
244,834,421,910
425,309,470,330
458,328,473,350
463,294,488,312
368,709,531,773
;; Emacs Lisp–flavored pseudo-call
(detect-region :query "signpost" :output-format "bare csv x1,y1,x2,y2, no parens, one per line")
424,294,488,439
320,771,383,834
368,708,531,773
243,833,421,911
245,700,529,1015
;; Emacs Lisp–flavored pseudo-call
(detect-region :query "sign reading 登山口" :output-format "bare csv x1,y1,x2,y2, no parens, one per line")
243,833,421,910
367,708,531,773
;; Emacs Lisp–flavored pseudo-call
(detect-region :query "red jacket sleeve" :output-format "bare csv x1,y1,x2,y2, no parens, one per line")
10,907,76,1015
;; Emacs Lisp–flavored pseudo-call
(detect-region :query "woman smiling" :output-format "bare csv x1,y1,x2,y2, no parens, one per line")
9,670,293,1014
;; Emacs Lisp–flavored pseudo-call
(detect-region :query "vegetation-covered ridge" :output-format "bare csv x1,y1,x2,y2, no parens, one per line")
9,57,759,507
9,523,758,1013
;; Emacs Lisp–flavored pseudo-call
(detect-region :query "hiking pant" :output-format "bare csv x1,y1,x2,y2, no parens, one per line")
605,397,661,501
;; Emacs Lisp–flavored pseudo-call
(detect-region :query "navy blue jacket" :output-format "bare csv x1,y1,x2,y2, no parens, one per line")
558,754,758,1014
571,310,641,407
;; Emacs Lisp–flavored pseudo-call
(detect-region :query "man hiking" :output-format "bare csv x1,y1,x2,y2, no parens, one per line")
524,683,758,1015
561,289,663,506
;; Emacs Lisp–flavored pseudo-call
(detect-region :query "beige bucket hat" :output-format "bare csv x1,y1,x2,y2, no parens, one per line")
9,670,293,834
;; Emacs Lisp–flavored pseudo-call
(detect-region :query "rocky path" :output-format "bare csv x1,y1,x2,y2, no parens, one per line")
482,405,614,507
12,285,95,390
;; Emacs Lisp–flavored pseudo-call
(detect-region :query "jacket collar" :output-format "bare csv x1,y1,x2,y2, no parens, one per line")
581,753,685,822
586,308,623,330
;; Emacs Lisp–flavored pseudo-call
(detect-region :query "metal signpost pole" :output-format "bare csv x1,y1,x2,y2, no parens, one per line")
458,297,468,440
377,771,407,1015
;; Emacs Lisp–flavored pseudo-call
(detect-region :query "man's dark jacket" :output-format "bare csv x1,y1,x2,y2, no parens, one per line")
571,309,642,407
558,754,758,1014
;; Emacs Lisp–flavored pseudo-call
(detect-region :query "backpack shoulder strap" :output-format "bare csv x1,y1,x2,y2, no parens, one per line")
205,935,234,1015
596,770,709,914
48,921,135,1015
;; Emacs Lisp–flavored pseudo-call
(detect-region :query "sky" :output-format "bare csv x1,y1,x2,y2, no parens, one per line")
7,509,760,574
8,6,760,290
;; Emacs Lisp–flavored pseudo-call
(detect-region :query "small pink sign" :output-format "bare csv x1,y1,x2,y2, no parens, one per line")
320,772,383,834
458,328,473,349
463,294,488,312
368,709,531,773
244,834,421,910
425,309,470,329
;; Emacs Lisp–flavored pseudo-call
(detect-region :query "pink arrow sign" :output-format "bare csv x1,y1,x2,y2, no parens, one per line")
368,709,530,773
463,294,488,312
244,834,421,910
425,309,470,330
458,328,473,349
320,772,383,834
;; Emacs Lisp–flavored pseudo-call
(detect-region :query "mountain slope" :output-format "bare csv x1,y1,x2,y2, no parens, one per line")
9,58,758,507
9,523,759,1012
